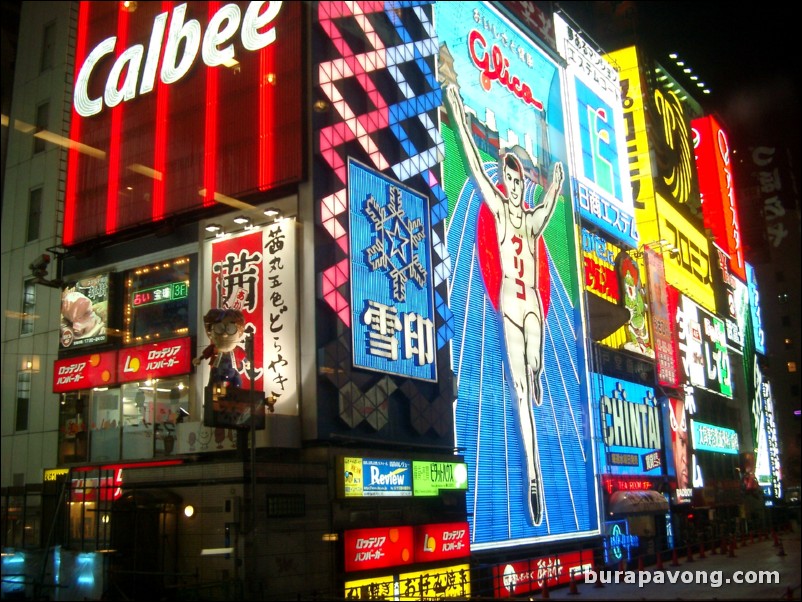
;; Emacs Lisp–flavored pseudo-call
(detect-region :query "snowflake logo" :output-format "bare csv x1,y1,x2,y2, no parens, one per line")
362,186,427,302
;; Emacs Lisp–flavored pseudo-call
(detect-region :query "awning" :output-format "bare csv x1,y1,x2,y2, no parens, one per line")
608,490,669,515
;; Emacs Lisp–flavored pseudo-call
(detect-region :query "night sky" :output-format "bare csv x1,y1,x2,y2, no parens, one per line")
562,1,800,162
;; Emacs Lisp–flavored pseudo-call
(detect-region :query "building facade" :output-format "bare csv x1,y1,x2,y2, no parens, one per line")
1,2,791,600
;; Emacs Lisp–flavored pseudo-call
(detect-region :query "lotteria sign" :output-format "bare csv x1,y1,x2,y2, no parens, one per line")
65,2,302,247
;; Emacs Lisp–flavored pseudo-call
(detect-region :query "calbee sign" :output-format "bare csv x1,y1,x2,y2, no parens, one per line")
74,1,283,117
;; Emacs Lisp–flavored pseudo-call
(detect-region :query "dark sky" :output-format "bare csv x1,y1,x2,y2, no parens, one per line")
562,1,801,159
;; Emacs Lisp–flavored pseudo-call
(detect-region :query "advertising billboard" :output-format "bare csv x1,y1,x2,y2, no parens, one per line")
664,395,691,503
64,1,303,247
642,195,715,312
204,221,298,415
712,245,748,353
696,304,732,398
53,351,118,394
313,1,455,448
745,262,766,355
594,373,662,476
124,256,195,346
644,247,680,387
692,115,746,281
605,47,656,223
59,273,111,350
349,160,437,382
751,358,781,499
691,421,738,455
437,1,597,547
555,14,637,248
493,550,593,597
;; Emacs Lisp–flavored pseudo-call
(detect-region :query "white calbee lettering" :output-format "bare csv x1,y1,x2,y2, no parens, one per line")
74,1,283,117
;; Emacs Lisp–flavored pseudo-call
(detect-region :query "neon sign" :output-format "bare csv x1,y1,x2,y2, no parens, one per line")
691,421,738,455
74,1,283,117
132,281,189,307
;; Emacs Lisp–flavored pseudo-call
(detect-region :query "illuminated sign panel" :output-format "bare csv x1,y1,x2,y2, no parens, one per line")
644,248,680,387
697,305,732,397
438,0,597,548
675,293,706,389
692,115,746,281
492,551,593,598
64,1,303,246
649,71,701,215
605,47,657,224
117,337,192,383
642,195,715,312
124,256,194,346
752,359,781,499
712,245,748,353
341,457,413,498
53,351,118,393
412,461,468,496
664,396,691,503
343,526,414,573
602,520,640,565
314,2,454,449
555,15,637,248
581,227,621,303
206,221,298,415
349,160,437,382
412,522,470,563
594,374,662,476
691,420,738,455
745,262,766,355
60,273,111,350
345,564,470,600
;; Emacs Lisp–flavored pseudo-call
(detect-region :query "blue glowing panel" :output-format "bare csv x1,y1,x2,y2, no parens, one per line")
745,262,766,355
349,159,437,382
691,421,739,455
594,374,662,476
438,0,598,549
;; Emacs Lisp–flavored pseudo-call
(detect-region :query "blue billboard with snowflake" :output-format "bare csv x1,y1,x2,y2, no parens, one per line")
349,159,437,382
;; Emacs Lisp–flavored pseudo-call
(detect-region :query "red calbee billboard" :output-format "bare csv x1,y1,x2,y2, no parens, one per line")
64,1,303,246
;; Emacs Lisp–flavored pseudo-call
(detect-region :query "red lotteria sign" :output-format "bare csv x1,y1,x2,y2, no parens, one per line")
692,115,745,282
53,351,118,393
118,337,192,382
64,1,303,247
493,551,593,597
413,522,470,563
343,526,414,573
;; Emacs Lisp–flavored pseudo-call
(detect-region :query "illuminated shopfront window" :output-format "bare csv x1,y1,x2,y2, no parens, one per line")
58,393,89,464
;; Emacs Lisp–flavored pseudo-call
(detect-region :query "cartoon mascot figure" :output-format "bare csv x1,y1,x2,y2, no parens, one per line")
194,308,246,389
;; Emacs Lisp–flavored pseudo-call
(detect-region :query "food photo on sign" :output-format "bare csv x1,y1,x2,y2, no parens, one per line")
59,274,110,349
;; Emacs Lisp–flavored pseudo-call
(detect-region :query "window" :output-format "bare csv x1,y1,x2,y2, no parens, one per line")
33,103,49,154
27,187,42,242
786,338,794,350
778,292,789,304
21,279,36,336
16,371,31,432
40,21,56,72
788,362,798,373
